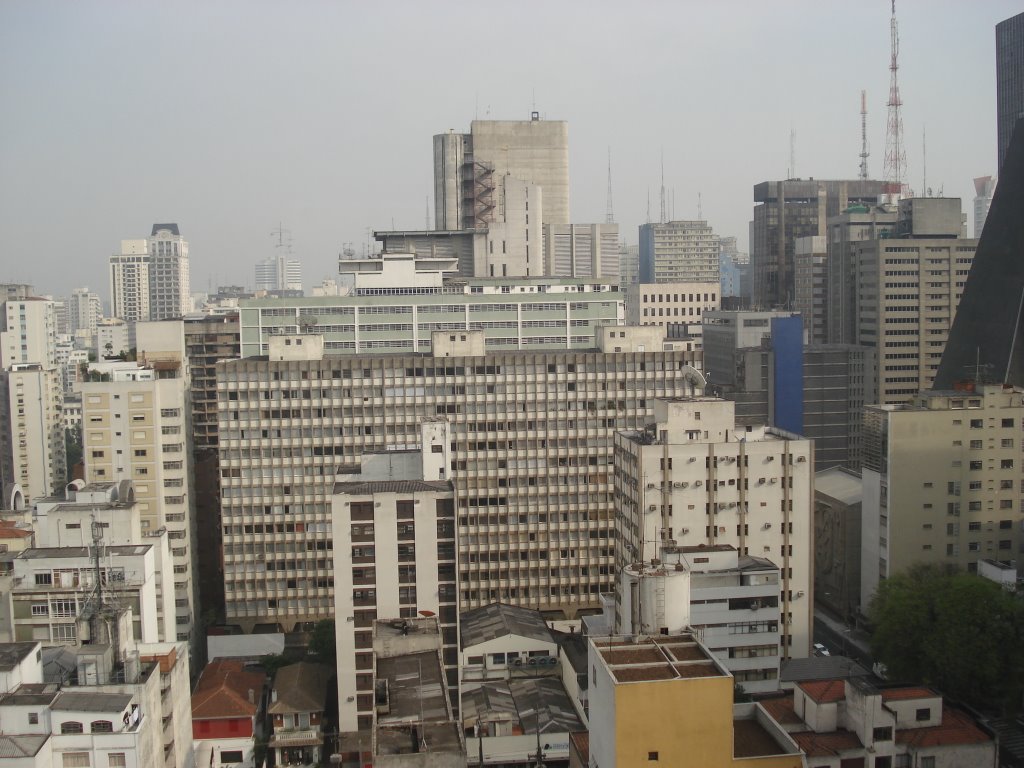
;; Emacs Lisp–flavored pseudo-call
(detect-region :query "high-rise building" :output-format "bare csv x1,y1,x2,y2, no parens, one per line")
638,220,720,284
793,235,827,344
542,223,620,278
973,175,997,238
997,11,1024,173
751,179,885,308
433,115,569,230
109,224,190,325
619,243,640,286
625,281,720,351
216,328,702,632
718,236,748,301
0,365,65,501
614,397,813,660
936,122,1024,390
331,432,456,732
850,198,975,403
255,254,303,293
67,287,103,337
1,297,57,369
860,385,1024,610
80,322,198,651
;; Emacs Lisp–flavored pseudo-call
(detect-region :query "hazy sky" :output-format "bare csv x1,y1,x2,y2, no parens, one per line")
1,1,1018,301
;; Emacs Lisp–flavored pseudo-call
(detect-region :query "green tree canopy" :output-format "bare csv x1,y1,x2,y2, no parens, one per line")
307,619,336,665
869,564,1024,714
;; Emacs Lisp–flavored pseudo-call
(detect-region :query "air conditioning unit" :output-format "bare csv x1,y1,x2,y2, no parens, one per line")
763,522,772,530
680,528,690,534
769,478,778,484
797,456,807,463
766,456,775,462
648,505,658,512
695,480,703,487
718,526,726,534
758,478,766,484
647,483,656,490
677,482,688,488
688,457,697,463
513,658,523,666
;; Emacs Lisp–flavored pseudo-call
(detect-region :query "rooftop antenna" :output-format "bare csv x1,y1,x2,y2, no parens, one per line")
425,196,430,230
789,127,796,179
921,125,927,197
859,90,870,180
697,192,703,221
606,147,614,224
646,188,651,224
659,150,666,224
270,223,292,256
883,0,907,200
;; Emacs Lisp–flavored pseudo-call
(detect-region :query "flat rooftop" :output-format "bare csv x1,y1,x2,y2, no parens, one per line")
594,634,727,683
375,648,462,758
734,717,790,758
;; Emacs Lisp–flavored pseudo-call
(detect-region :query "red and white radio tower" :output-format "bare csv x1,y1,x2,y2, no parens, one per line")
883,0,907,200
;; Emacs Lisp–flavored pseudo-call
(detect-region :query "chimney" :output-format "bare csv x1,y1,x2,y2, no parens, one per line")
247,689,255,704
271,689,278,703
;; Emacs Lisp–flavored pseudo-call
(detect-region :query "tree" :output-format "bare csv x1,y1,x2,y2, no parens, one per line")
870,564,1024,714
307,619,336,665
64,426,82,484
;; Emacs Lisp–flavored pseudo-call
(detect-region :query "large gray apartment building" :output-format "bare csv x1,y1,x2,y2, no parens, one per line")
216,328,702,631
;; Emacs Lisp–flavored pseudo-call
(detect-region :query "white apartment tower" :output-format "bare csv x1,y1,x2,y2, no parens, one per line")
614,397,813,659
1,297,57,369
68,287,103,336
80,322,198,650
109,224,190,324
638,220,721,284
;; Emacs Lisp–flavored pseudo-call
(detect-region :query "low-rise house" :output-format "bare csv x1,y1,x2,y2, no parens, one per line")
192,659,266,768
268,661,330,767
460,603,558,685
761,677,996,768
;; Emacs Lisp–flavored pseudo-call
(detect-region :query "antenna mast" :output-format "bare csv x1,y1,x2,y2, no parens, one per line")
605,148,614,224
883,0,907,200
659,151,666,224
789,128,796,179
922,125,927,196
859,90,870,180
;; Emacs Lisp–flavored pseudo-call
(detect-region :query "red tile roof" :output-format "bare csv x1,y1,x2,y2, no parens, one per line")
881,686,938,702
896,706,993,749
192,660,265,720
569,731,589,760
797,679,846,704
790,729,863,757
0,528,31,539
762,694,803,726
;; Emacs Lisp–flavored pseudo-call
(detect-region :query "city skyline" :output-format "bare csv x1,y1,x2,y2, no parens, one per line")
0,1,1016,298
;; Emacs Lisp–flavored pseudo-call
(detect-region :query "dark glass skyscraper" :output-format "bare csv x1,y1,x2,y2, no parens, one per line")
997,12,1024,173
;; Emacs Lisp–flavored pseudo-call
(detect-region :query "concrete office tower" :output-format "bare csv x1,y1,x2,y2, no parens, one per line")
814,467,863,623
793,235,827,344
617,546,784,693
852,198,976,404
625,282,720,351
216,328,702,632
80,321,198,651
255,254,303,292
433,115,569,230
860,385,1024,611
1,297,57,369
974,175,997,238
238,267,623,358
68,287,102,336
619,243,640,286
331,427,456,732
614,398,814,660
751,179,885,309
826,204,898,346
109,224,191,324
936,124,1024,390
543,223,620,278
638,220,720,284
997,12,1024,172
0,365,65,501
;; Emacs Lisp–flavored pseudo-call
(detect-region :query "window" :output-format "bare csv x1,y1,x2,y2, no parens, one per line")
916,707,931,721
219,752,243,764
61,721,84,734
30,604,47,616
28,712,38,724
62,754,90,768
648,752,659,761
920,757,935,768
872,726,892,741
90,720,113,733
34,573,52,586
